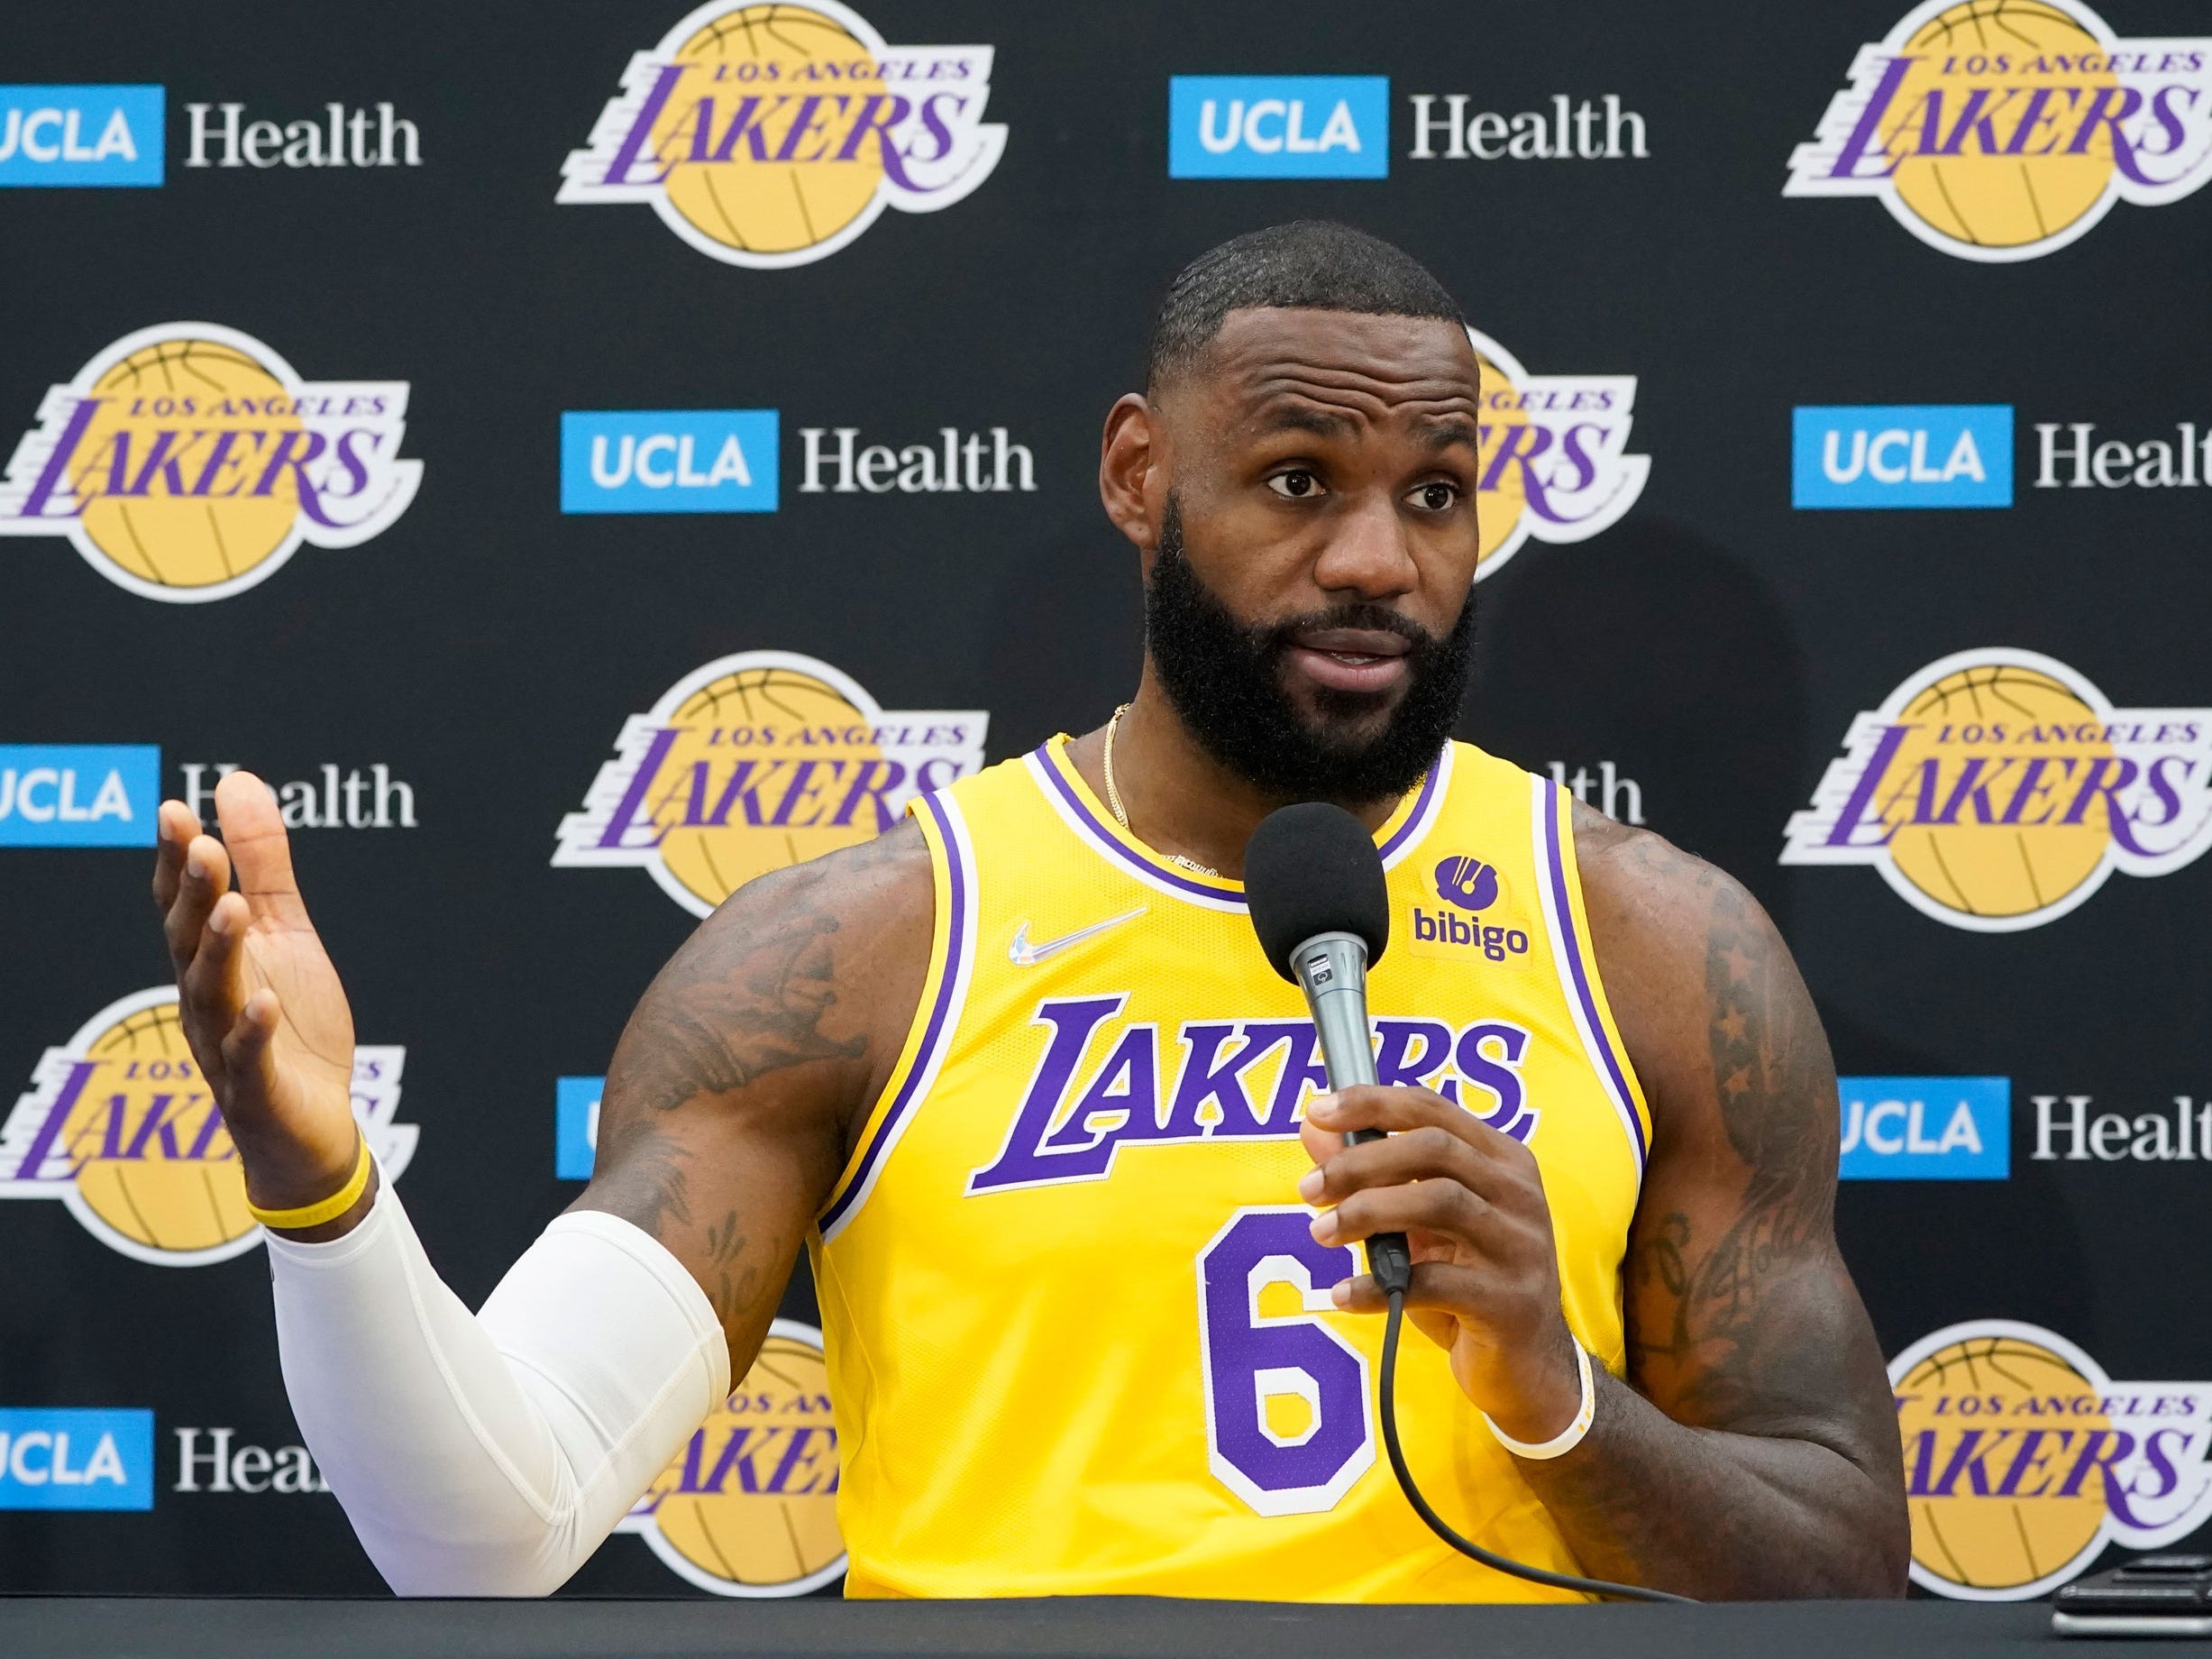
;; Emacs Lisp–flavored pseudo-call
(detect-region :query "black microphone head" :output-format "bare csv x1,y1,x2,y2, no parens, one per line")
1244,802,1390,982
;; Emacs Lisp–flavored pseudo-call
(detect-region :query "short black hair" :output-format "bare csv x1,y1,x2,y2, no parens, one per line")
1147,221,1465,393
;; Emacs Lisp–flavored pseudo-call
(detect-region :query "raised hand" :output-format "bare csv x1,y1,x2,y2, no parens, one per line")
152,771,368,1230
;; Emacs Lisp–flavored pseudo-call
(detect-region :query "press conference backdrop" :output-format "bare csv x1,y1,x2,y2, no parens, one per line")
3,0,2208,1608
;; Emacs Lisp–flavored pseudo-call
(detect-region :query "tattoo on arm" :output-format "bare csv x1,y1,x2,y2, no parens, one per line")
590,1113,695,1242
700,1208,762,1325
1628,878,1840,1426
617,904,865,1117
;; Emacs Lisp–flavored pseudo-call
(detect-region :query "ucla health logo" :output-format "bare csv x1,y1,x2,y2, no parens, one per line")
0,1408,154,1510
1892,1322,2212,1599
0,746,158,848
1793,406,2013,509
0,324,419,602
617,1320,845,1595
1168,78,1388,179
562,411,778,513
0,86,162,186
554,651,986,917
1839,1077,2008,1179
0,987,416,1266
1783,649,2212,930
1466,326,1648,580
558,1,1004,270
1786,1,2212,261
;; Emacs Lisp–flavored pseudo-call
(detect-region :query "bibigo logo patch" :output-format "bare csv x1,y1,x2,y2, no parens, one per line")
1782,648,2212,930
0,323,419,602
0,986,415,1266
617,1320,844,1596
1891,1320,2212,1599
1786,1,2212,261
553,650,986,917
1466,326,1647,581
558,1,1005,269
1410,854,1530,965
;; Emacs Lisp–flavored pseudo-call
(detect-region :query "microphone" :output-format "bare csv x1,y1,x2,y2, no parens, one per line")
1244,803,1411,1297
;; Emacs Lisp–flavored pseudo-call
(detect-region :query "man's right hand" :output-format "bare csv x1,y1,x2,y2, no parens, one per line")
154,771,370,1236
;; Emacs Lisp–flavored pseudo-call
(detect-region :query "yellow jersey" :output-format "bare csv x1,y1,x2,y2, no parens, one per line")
809,737,1651,1600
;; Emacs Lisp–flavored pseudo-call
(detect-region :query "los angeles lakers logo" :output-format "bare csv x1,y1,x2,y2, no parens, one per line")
1782,648,2212,930
1466,326,1647,581
1891,1320,2212,1599
0,324,420,602
1786,1,2212,261
553,651,987,917
617,1321,845,1596
0,987,416,1267
558,1,1006,270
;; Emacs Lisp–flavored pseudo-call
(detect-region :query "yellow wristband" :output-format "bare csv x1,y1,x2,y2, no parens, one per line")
246,1134,373,1231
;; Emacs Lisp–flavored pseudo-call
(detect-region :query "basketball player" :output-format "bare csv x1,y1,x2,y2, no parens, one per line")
151,223,1907,1600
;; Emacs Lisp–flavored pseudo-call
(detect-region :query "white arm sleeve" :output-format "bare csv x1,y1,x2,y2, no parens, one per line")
266,1178,730,1596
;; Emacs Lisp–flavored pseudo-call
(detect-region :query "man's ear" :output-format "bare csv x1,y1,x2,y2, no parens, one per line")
1099,393,1161,557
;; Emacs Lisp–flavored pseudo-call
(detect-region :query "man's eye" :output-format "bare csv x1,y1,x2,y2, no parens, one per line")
1410,481,1459,512
1267,471,1324,500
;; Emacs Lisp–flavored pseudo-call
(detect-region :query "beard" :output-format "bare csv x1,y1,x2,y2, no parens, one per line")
1142,494,1475,807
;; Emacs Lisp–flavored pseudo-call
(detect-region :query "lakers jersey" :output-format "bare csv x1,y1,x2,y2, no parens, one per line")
809,738,1651,1601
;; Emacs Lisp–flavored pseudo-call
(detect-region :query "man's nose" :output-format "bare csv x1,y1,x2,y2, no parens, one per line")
1311,491,1418,600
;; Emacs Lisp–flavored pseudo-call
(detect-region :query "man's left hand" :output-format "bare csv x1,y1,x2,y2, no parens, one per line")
1298,1085,1582,1447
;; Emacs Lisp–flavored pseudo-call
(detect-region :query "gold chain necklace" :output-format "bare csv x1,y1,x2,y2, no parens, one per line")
1101,704,1221,878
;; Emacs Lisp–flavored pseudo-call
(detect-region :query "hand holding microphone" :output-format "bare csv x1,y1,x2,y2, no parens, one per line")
1244,804,1690,1603
1243,803,1578,1446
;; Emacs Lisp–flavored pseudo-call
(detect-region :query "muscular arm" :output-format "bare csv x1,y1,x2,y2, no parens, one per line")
573,819,933,1379
1513,808,1907,1597
1302,807,1906,1599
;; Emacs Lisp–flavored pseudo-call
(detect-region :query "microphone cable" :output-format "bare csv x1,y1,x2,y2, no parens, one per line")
1376,1286,1697,1606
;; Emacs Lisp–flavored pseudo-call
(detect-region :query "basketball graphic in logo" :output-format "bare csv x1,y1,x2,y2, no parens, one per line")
1883,3,2118,253
554,650,988,917
655,665,892,903
0,324,420,601
559,1,1007,269
1889,1320,2212,1599
1783,648,2212,930
1895,1330,2113,1593
620,1320,846,1596
0,986,416,1266
64,996,253,1257
1786,1,2212,261
648,6,889,261
72,341,305,592
1880,664,2114,921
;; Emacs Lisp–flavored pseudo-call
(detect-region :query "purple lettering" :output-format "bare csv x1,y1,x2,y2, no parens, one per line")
595,728,681,849
600,63,685,186
1827,55,1917,179
15,398,101,519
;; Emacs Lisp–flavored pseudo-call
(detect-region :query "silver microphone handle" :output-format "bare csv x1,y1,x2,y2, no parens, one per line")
1288,930,1411,1293
1288,932,1376,1090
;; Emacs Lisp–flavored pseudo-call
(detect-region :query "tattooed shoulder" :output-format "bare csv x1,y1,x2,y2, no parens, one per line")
606,819,933,1120
1574,805,1849,1427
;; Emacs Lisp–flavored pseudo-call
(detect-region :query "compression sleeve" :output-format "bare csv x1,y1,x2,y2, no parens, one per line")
265,1178,730,1596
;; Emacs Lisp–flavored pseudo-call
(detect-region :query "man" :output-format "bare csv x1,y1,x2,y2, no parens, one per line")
153,222,1906,1601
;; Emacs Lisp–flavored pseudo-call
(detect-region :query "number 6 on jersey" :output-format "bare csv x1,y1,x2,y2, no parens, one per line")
1198,1207,1376,1516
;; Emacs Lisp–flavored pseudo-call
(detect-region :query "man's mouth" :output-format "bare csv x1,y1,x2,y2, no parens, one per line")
1284,628,1414,695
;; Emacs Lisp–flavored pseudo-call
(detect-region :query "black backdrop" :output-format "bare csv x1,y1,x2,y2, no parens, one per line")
3,0,2209,1603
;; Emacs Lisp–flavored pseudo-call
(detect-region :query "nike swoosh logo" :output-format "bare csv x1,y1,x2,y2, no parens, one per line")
1009,906,1147,967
